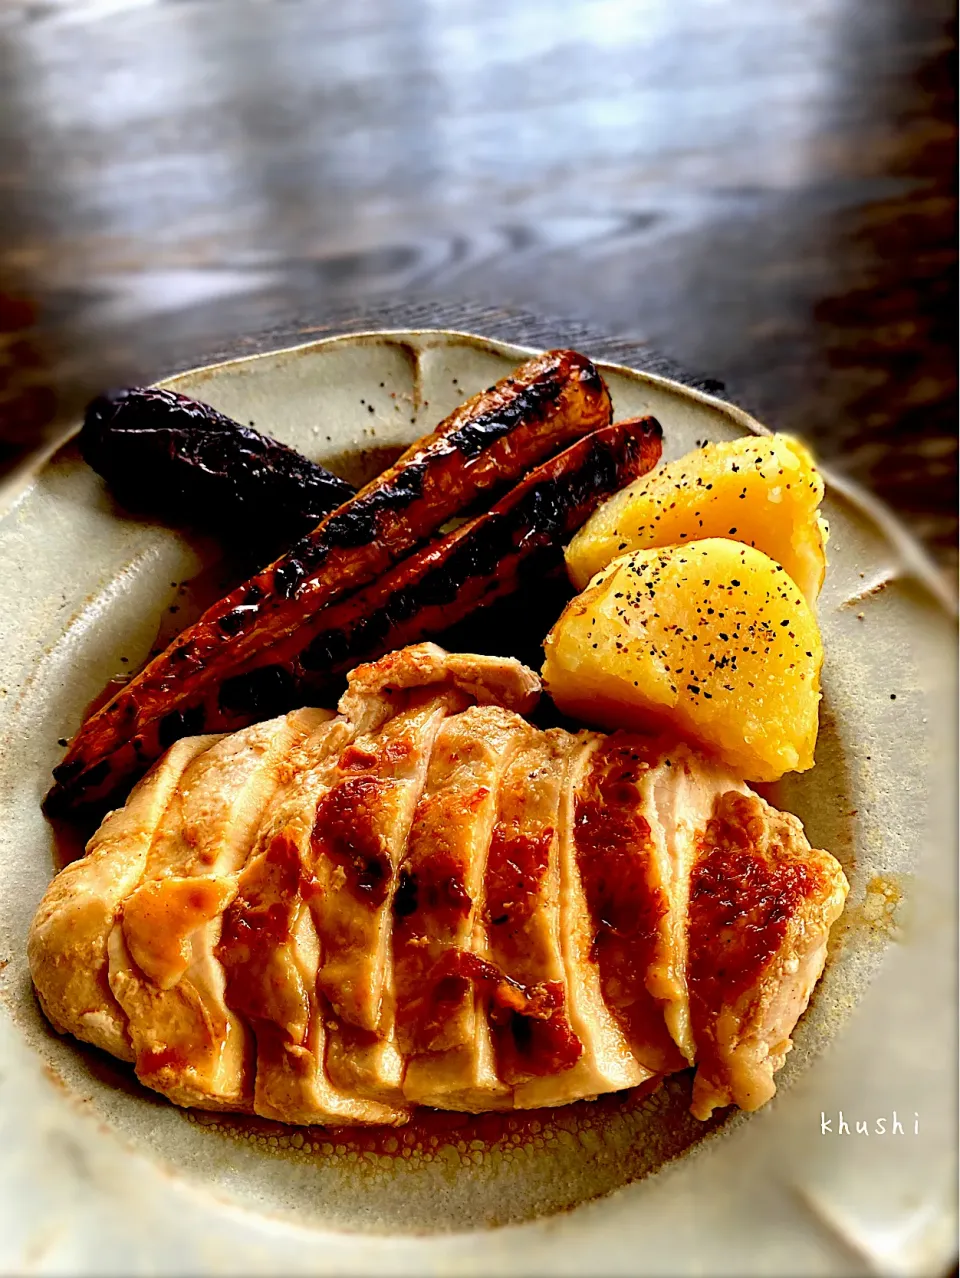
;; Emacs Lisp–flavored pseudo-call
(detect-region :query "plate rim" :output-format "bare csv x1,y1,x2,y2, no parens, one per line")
1,326,954,617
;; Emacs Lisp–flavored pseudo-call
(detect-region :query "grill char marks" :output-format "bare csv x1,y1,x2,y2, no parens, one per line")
30,645,849,1126
294,417,663,689
321,460,428,549
49,351,612,812
443,366,567,458
79,386,357,556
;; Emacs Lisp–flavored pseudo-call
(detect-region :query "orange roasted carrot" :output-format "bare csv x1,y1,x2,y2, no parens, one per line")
48,350,612,813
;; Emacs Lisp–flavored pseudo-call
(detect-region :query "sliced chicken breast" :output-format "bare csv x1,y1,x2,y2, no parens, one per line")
30,644,848,1127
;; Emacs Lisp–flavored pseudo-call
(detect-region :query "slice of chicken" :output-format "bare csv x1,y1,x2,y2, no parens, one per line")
394,705,531,1110
551,736,658,1101
572,733,690,1075
650,745,752,1064
481,730,587,1105
28,734,220,1061
107,708,331,1110
221,825,405,1126
316,691,460,1103
687,790,848,1119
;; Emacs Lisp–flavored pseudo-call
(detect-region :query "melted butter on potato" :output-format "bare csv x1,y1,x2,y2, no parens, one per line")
565,433,827,604
543,539,822,782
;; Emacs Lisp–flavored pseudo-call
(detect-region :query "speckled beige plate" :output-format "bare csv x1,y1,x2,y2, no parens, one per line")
0,331,955,1277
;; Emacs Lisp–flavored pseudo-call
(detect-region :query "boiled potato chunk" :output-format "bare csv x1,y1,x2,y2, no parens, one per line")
543,539,822,781
565,433,827,604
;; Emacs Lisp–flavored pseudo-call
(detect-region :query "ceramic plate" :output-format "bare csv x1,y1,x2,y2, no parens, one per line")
0,331,955,1277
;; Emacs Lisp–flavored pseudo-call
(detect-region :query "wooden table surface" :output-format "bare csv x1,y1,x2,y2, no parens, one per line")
0,0,955,582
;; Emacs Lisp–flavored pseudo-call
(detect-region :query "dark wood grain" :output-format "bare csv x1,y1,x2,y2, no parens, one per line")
0,0,955,583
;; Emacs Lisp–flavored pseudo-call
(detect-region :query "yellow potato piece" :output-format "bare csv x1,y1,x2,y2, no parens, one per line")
565,433,827,603
543,539,822,782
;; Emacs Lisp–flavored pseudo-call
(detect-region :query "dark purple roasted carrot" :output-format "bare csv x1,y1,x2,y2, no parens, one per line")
81,386,356,555
47,350,612,813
